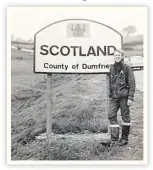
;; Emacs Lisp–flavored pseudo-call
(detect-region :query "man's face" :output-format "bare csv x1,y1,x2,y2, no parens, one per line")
114,51,123,63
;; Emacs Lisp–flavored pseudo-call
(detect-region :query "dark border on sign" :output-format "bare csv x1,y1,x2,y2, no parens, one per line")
33,19,123,74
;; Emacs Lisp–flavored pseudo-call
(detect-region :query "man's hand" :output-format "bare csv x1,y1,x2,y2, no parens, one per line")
127,99,133,107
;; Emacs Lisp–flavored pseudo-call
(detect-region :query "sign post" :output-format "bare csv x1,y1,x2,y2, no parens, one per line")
106,74,111,135
46,74,52,136
34,19,123,137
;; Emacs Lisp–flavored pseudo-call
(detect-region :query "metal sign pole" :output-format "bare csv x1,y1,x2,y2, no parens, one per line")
46,74,52,136
106,74,111,135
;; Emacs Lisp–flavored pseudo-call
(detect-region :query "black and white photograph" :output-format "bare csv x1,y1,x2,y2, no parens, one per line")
7,7,147,164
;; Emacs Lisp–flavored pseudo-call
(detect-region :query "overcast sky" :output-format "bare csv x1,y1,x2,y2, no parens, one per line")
8,7,147,41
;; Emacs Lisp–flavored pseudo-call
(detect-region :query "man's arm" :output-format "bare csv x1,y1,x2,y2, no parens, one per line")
127,66,136,101
108,67,113,98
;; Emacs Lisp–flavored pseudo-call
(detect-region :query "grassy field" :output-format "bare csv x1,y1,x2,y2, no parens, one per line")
11,49,143,160
12,42,34,50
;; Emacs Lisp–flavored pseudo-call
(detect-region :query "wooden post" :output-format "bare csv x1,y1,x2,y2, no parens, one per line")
106,74,111,135
46,74,52,136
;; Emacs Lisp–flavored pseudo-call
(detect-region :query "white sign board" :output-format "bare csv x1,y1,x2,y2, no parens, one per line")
34,19,122,73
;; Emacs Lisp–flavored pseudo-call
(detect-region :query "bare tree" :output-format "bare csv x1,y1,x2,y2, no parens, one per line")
122,26,137,45
122,26,136,36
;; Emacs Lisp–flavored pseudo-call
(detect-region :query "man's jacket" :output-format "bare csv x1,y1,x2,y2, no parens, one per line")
109,62,136,101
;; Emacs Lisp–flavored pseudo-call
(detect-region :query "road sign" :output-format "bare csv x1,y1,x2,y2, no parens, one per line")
34,19,123,136
34,19,123,73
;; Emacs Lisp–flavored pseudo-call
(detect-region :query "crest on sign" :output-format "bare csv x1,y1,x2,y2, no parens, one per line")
67,23,90,37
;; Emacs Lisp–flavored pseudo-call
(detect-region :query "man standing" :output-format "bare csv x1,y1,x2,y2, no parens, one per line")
108,49,136,146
